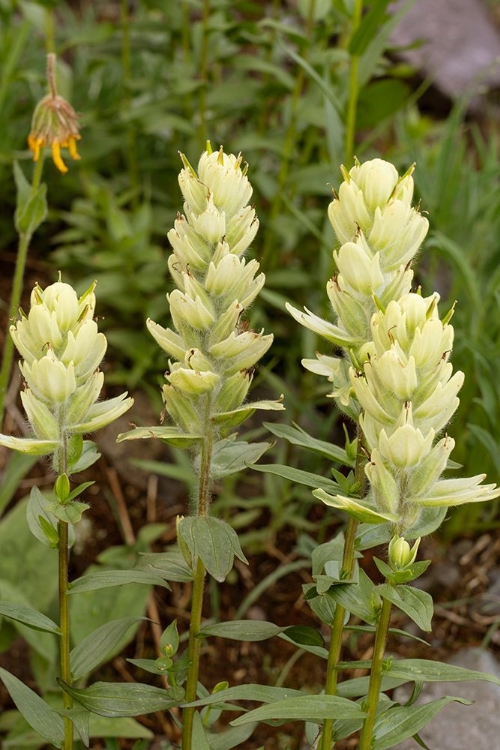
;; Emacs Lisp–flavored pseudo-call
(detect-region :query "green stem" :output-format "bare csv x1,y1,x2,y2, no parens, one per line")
0,156,45,428
197,0,211,147
44,8,55,54
120,0,139,204
344,0,363,165
182,412,213,749
181,556,206,749
261,0,316,270
319,428,366,750
318,517,358,750
358,593,393,750
58,518,73,750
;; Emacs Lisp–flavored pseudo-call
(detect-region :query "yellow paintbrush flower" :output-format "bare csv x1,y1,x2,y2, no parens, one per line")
27,53,81,174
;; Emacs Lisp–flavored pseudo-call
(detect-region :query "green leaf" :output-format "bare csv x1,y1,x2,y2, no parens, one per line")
251,463,342,494
13,162,48,236
50,500,90,525
326,570,379,624
373,696,472,750
88,715,154,739
264,423,352,466
70,617,146,681
0,601,60,635
136,549,193,582
184,684,306,709
117,425,203,448
68,570,171,594
178,517,248,582
314,489,396,524
192,711,211,750
57,705,90,746
209,438,272,478
206,722,257,750
59,680,179,717
0,668,64,748
27,486,59,548
388,658,500,686
0,498,58,612
378,584,433,632
0,453,37,517
231,694,366,725
199,620,283,641
283,625,324,648
69,440,101,472
349,0,392,56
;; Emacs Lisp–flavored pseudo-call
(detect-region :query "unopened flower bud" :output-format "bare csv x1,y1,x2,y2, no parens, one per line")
388,536,420,569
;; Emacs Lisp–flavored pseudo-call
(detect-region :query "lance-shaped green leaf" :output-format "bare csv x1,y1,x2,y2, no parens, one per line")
264,422,352,465
231,694,366,725
212,398,284,429
57,705,90,746
0,668,64,748
116,425,203,448
59,680,180,717
177,516,248,582
313,488,397,524
198,621,323,646
71,617,147,681
14,161,48,235
387,658,500,686
251,463,343,494
192,711,211,750
208,437,273,478
184,683,307,709
378,583,434,632
0,434,59,455
0,601,60,635
68,570,171,594
373,696,472,750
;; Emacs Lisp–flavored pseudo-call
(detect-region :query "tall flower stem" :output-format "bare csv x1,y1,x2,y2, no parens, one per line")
319,430,365,750
58,517,73,750
182,414,213,749
358,591,393,750
0,156,44,427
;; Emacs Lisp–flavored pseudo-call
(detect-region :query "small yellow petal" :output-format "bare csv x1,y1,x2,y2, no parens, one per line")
28,134,41,161
68,135,81,161
51,141,68,174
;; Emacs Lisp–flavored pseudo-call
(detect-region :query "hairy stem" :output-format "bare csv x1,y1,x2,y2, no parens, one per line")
358,593,393,749
0,156,45,427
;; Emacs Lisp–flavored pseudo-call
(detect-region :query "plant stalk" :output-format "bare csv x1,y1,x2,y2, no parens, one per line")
182,409,213,749
358,593,393,750
0,156,44,428
344,0,363,165
58,518,73,750
319,428,366,750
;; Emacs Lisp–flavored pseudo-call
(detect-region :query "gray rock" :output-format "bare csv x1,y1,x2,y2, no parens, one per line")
394,647,500,749
391,0,500,108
